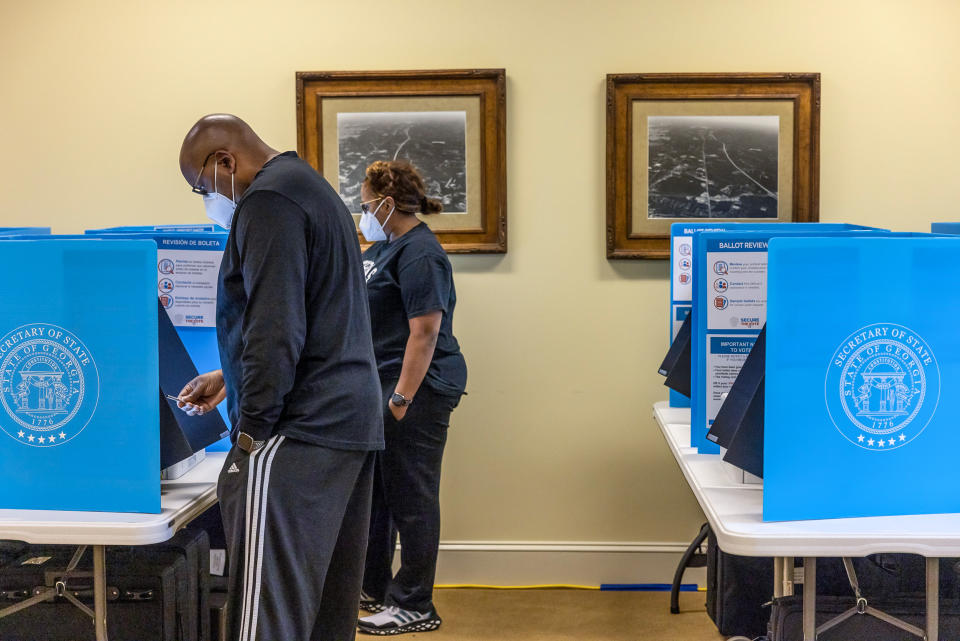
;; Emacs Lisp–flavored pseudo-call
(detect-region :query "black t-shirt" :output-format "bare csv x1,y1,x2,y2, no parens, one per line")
217,151,383,450
362,223,467,397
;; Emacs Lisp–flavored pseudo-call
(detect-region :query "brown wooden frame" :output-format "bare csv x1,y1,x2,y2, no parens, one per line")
296,69,507,254
606,73,820,259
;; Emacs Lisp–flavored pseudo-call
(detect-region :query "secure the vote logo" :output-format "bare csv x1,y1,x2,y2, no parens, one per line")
0,324,100,448
825,323,939,451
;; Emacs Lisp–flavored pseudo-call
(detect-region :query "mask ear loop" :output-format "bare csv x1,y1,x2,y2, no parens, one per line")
381,205,394,229
212,153,237,204
372,198,394,232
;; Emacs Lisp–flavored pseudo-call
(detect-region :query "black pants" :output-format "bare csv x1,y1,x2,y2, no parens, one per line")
219,435,375,641
362,380,460,613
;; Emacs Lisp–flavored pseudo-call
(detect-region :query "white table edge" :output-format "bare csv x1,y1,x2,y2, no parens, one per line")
0,452,224,546
653,401,960,557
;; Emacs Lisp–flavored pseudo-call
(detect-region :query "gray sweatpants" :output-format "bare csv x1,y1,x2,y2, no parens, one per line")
218,435,375,641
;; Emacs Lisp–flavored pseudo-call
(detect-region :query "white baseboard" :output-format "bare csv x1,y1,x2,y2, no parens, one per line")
426,541,706,588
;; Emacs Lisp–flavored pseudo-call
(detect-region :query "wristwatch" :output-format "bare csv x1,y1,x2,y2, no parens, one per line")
237,432,265,454
391,391,412,407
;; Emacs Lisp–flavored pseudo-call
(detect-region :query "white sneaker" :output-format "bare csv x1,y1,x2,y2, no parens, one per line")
357,605,442,635
359,590,386,613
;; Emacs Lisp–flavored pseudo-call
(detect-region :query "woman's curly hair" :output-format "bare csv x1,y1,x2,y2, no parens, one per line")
364,160,443,215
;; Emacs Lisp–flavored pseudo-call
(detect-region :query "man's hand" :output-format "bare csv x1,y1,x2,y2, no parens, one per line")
388,398,408,422
177,370,226,417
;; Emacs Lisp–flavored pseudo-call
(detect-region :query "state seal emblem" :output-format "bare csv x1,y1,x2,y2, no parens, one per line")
0,324,100,448
825,323,939,451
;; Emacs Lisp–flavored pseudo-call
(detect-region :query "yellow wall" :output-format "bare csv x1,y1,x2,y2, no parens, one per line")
2,0,958,548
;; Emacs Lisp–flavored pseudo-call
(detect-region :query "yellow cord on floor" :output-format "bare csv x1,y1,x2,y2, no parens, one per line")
436,584,708,591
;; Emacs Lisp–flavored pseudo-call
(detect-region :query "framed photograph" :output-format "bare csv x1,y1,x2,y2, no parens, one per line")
606,73,820,259
296,69,507,253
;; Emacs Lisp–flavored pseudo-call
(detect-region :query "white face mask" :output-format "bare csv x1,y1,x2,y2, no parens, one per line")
203,162,237,229
358,199,393,242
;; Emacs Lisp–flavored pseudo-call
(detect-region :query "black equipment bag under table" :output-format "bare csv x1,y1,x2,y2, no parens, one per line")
0,544,186,641
768,595,960,640
126,527,211,641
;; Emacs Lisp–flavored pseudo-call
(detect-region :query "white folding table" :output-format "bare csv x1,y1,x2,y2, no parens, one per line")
654,401,960,641
0,452,225,641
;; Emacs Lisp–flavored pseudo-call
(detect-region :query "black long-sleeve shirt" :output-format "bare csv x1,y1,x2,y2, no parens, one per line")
216,152,383,450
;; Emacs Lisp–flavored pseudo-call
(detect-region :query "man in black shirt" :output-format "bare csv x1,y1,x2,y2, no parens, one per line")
176,114,383,641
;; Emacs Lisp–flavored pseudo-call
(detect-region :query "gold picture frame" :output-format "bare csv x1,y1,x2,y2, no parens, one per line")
606,73,821,259
297,69,507,253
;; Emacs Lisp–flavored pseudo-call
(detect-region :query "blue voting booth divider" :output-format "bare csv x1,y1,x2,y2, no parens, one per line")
931,222,960,234
668,224,723,409
668,223,791,408
764,236,960,521
90,224,218,233
668,222,875,410
670,223,788,409
84,227,232,452
685,223,880,453
0,239,160,513
0,228,51,236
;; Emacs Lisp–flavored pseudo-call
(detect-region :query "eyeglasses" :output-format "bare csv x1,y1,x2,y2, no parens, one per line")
190,152,217,196
360,197,383,214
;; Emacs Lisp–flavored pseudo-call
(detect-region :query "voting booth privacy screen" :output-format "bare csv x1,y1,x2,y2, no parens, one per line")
0,228,51,237
684,224,881,454
668,223,875,410
0,240,161,513
931,222,960,234
85,227,232,451
669,223,816,408
764,237,960,521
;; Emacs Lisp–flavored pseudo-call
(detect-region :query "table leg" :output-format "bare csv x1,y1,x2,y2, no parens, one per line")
93,545,109,641
774,557,784,598
803,557,816,641
784,556,795,596
927,557,940,641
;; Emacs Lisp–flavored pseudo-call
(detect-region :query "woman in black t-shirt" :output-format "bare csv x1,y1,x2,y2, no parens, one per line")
355,160,467,636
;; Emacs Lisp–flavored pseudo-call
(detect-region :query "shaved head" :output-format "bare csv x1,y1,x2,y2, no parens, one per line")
179,114,278,199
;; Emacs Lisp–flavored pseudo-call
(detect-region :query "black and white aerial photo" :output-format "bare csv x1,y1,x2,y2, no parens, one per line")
338,110,467,213
648,115,779,219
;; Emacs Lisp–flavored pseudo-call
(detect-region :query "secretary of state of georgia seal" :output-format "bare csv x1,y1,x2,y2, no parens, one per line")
0,324,100,448
825,322,940,451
